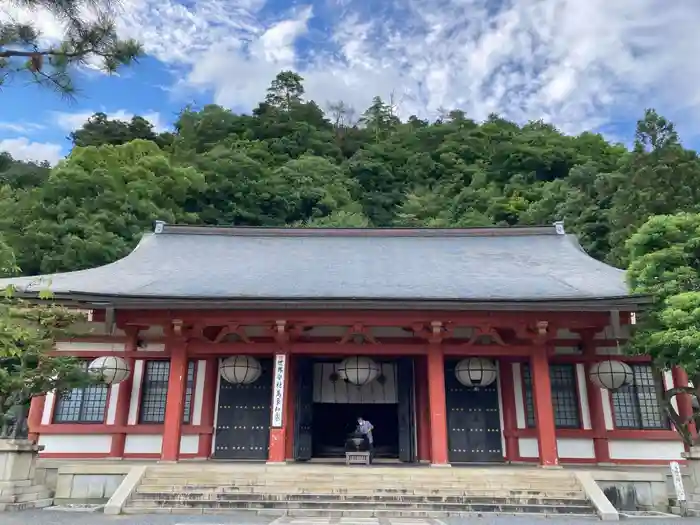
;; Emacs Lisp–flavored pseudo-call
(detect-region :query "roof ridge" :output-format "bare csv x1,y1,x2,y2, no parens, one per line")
154,223,562,238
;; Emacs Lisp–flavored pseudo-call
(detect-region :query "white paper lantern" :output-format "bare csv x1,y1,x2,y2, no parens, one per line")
455,358,498,387
88,356,130,385
337,356,381,386
220,355,262,384
589,360,634,391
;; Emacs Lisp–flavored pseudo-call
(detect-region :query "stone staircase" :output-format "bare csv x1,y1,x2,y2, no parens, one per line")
123,464,598,518
686,489,700,516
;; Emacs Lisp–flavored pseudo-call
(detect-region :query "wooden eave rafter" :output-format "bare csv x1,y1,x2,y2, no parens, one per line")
18,291,651,313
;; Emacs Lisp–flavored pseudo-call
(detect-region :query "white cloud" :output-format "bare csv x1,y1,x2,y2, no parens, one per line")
51,110,169,132
0,122,45,133
5,0,700,138
0,138,63,164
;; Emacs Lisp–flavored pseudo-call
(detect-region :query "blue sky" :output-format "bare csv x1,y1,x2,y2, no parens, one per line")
1,0,700,164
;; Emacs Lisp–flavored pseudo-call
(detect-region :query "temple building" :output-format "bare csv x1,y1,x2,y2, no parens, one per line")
2,222,691,466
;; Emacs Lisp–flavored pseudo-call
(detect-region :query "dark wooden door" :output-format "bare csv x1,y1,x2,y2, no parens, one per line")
397,357,416,462
445,361,503,463
213,358,272,460
294,357,313,461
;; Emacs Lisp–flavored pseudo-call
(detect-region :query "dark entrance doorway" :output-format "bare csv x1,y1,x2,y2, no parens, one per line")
445,359,504,463
293,357,416,462
312,403,399,458
213,357,272,460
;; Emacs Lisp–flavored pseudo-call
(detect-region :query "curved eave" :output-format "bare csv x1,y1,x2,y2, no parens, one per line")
12,291,651,312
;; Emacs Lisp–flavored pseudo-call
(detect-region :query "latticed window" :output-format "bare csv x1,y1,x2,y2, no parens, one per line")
139,361,196,424
611,364,667,430
53,361,108,423
523,364,581,429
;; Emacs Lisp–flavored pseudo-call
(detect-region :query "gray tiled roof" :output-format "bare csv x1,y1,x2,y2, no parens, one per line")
0,224,632,303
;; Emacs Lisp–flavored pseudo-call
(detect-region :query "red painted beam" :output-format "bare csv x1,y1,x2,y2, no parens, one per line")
118,309,612,327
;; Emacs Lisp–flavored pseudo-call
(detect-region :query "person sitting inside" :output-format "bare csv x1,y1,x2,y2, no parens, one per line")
356,416,374,462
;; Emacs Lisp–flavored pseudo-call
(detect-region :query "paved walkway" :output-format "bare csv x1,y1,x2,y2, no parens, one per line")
1,510,695,525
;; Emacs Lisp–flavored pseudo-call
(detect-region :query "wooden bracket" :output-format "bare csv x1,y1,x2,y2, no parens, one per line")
274,320,289,344
171,319,185,338
338,323,379,345
464,323,506,347
514,320,553,343
214,324,252,344
428,321,444,344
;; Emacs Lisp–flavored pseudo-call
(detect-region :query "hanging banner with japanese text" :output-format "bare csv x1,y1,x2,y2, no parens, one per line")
271,354,287,427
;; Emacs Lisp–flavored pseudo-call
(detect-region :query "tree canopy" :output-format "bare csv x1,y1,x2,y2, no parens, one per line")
0,237,94,436
626,213,700,445
3,72,699,274
0,0,141,95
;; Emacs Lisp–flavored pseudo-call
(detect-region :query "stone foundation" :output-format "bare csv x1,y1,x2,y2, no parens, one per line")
0,440,52,511
682,446,700,516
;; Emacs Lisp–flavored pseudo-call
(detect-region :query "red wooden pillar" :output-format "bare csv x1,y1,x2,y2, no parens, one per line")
427,342,450,466
284,356,296,460
672,367,697,443
415,356,431,461
198,357,219,458
499,360,519,462
110,328,138,458
268,352,291,463
27,395,45,442
109,358,135,458
160,339,188,462
582,333,610,463
530,348,559,467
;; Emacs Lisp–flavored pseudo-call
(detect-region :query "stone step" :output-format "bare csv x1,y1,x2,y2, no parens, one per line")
132,491,589,506
126,498,594,515
136,484,584,497
138,484,580,495
144,471,576,482
143,471,576,478
123,506,597,519
0,489,52,504
143,475,578,487
145,472,575,481
0,498,54,512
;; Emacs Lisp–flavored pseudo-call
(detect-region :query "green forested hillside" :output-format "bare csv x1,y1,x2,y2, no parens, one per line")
2,71,700,277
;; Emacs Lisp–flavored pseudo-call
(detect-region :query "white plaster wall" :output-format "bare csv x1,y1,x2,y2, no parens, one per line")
180,435,199,454
518,437,538,458
518,437,596,459
608,440,684,461
124,434,162,454
211,359,222,455
595,325,632,339
105,383,120,425
512,363,526,429
575,364,592,429
496,362,506,456
41,392,55,425
601,390,615,430
55,341,125,352
127,360,144,425
558,438,596,459
138,342,165,352
192,360,206,425
38,434,112,454
663,370,678,413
